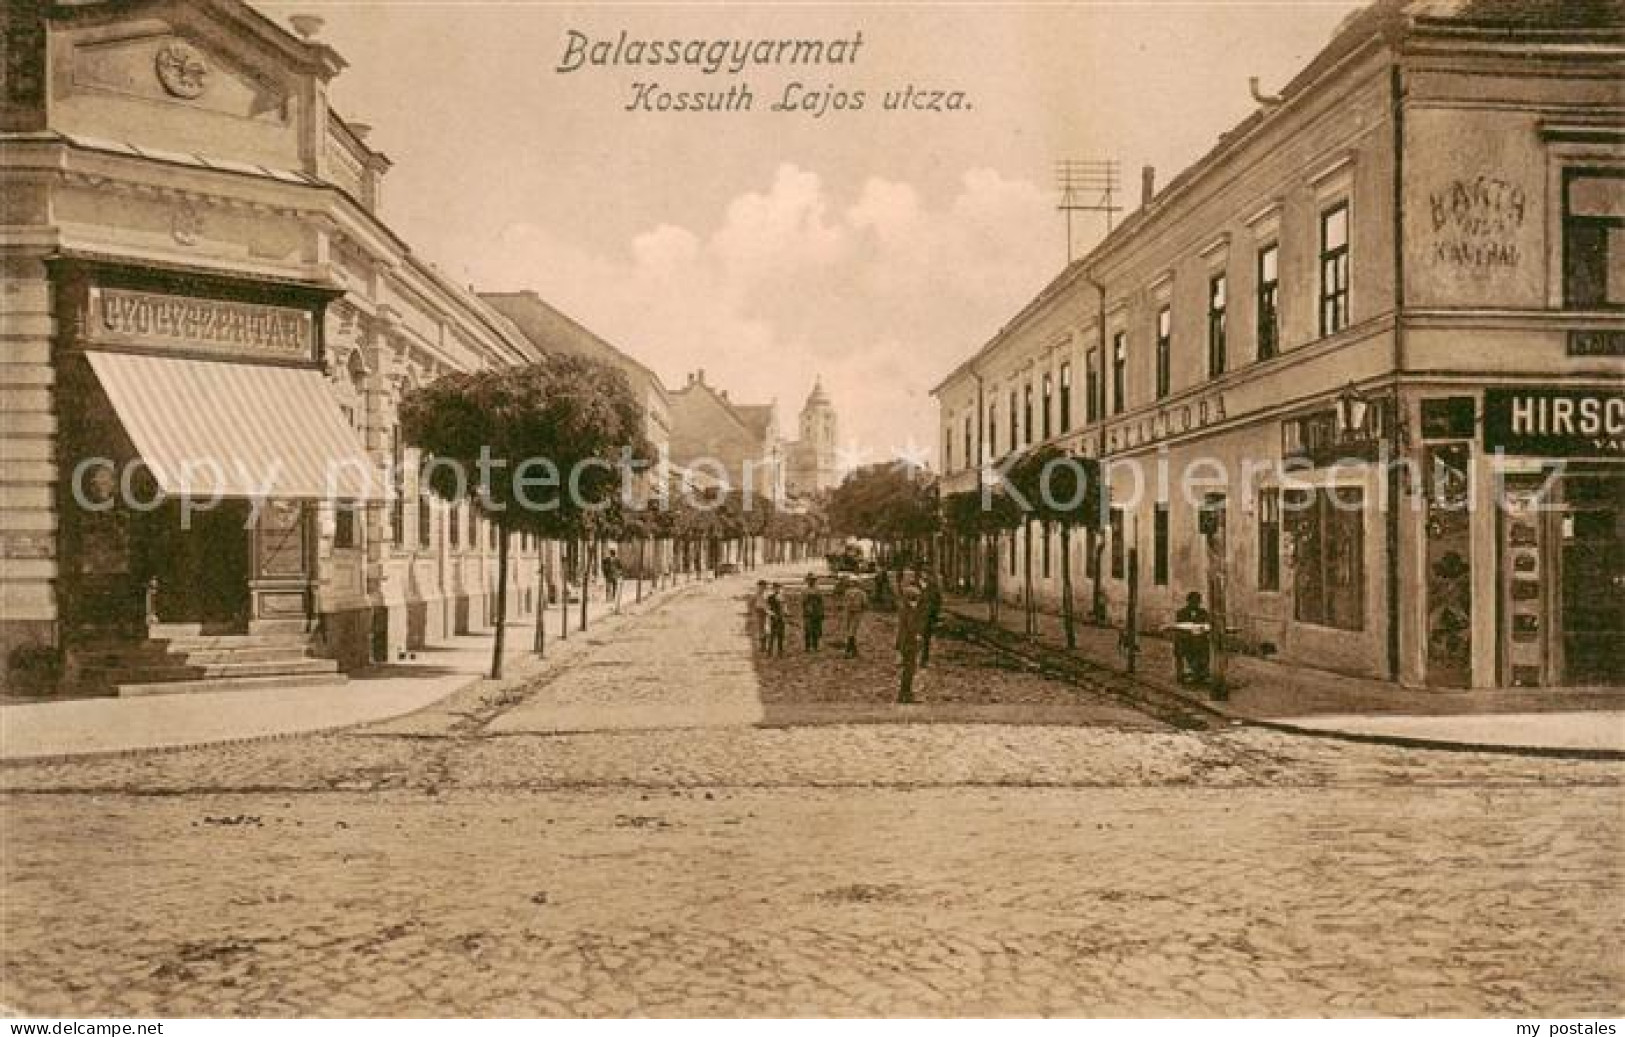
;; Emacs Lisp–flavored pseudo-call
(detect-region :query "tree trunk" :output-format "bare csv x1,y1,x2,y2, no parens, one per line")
1061,523,1076,650
1023,521,1035,637
490,524,510,680
635,537,644,603
534,539,547,656
580,537,594,632
560,539,571,642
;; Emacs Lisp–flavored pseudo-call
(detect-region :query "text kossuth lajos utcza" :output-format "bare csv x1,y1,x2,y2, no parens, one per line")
554,29,969,115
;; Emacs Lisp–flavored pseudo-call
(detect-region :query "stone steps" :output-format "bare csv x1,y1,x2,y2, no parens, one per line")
115,671,346,698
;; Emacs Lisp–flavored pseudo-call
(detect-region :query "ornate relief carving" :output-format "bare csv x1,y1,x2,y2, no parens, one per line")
154,42,208,99
170,202,205,245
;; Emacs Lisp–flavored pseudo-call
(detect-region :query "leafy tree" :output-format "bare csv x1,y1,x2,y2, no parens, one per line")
1006,445,1103,649
400,353,648,678
828,463,940,565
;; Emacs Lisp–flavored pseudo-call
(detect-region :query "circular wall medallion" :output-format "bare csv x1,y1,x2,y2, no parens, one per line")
154,42,208,99
171,203,204,246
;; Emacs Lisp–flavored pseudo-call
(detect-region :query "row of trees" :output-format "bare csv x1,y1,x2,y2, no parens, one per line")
399,353,830,680
826,447,1103,650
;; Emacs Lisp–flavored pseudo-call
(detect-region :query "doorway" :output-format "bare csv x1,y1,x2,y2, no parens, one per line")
1560,471,1624,685
148,500,252,630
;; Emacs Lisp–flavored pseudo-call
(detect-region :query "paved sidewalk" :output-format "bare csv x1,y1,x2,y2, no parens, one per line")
947,594,1625,756
0,574,713,763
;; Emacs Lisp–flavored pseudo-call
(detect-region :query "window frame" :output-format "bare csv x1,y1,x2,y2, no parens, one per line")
1059,361,1073,432
1207,272,1227,378
1155,304,1172,400
1562,167,1625,310
1152,502,1169,586
1084,350,1101,424
1318,200,1351,337
1111,331,1127,416
1256,242,1280,361
1257,487,1281,592
1041,372,1053,440
1109,507,1125,580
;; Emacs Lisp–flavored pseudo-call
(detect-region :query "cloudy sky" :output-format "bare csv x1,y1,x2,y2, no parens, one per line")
266,0,1361,458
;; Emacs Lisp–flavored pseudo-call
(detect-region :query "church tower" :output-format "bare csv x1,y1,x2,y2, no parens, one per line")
788,378,839,494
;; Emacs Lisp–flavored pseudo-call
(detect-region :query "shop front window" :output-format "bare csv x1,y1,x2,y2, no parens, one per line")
1258,488,1281,592
1110,507,1125,580
1153,503,1169,586
1287,486,1364,630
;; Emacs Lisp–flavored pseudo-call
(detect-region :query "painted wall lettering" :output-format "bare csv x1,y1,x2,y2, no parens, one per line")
1428,176,1526,270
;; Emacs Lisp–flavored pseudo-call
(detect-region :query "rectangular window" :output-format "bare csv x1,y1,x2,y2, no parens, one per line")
988,402,998,459
1207,273,1227,377
1319,201,1350,337
1059,362,1073,432
1041,523,1051,579
449,502,461,549
944,426,953,472
1111,331,1127,416
389,428,405,546
1085,350,1101,424
1155,305,1172,400
333,504,359,550
1564,170,1625,309
1023,383,1034,446
1153,503,1169,586
1041,373,1053,440
1109,507,1125,580
1008,390,1018,451
1257,243,1280,360
1287,487,1364,630
1258,488,1281,592
963,415,973,471
417,492,433,549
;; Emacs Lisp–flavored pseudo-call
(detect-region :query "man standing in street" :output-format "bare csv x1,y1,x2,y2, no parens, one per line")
837,575,867,658
750,579,769,651
766,582,787,657
918,569,943,669
801,573,825,652
602,548,622,604
896,574,925,703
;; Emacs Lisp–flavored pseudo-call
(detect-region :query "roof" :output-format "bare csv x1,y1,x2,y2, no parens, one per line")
732,403,777,440
931,0,1624,395
479,291,667,400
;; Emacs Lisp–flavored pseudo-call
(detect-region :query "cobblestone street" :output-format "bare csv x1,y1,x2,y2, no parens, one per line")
3,574,1622,1017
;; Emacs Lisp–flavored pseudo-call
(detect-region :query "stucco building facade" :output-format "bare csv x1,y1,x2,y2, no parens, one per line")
933,0,1622,690
0,0,563,692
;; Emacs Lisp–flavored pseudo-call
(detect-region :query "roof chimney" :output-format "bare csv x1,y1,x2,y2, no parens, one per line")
686,371,696,386
697,368,706,385
1141,165,1157,208
719,389,729,402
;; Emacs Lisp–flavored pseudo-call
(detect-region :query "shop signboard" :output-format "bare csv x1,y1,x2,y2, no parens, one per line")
1483,388,1625,459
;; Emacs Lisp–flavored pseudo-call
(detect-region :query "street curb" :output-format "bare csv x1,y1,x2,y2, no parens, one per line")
944,602,1625,763
0,578,706,769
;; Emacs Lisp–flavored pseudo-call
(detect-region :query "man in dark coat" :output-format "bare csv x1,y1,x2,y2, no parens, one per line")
801,573,824,651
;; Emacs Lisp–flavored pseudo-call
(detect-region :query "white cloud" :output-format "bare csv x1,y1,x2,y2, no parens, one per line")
472,162,1058,456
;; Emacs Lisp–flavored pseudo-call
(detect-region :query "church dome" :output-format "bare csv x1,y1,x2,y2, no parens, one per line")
804,378,831,409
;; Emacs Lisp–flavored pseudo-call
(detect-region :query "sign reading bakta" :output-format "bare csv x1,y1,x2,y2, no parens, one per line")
1484,387,1625,458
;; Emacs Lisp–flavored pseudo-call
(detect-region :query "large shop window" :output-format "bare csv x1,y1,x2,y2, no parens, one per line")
1564,170,1625,309
1287,487,1364,630
1109,507,1126,580
1153,503,1169,586
1257,488,1281,592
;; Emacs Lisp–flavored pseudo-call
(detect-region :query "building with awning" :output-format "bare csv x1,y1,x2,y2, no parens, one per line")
0,0,550,693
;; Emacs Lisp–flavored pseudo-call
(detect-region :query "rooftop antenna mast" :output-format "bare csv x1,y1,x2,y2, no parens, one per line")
1055,159,1122,264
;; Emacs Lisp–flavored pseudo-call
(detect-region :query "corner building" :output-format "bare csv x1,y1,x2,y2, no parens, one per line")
0,0,550,692
933,0,1622,690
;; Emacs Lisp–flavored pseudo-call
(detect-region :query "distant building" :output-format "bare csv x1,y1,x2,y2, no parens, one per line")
667,370,784,501
784,379,840,497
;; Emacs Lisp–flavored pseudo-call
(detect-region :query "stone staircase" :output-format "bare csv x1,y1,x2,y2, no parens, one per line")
69,626,345,697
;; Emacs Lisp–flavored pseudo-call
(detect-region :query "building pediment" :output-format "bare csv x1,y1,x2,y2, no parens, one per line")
66,21,293,126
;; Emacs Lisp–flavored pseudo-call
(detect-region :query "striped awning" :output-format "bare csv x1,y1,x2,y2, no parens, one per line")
87,350,386,501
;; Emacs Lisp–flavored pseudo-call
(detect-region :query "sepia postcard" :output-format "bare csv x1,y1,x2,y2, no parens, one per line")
0,0,1622,1024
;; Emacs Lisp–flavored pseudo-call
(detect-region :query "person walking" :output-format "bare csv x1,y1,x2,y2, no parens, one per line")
918,569,943,668
601,548,622,603
749,579,769,651
895,575,925,703
766,583,787,657
801,573,825,652
837,575,867,658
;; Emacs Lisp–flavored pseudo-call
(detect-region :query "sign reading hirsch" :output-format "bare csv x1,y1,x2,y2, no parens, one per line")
1484,388,1625,458
93,287,313,360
